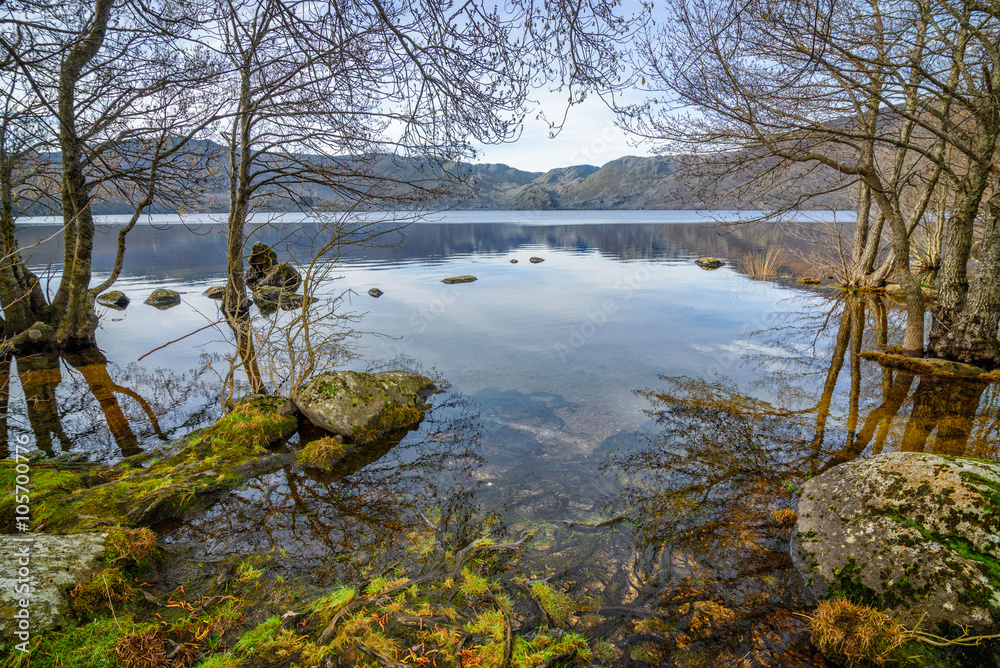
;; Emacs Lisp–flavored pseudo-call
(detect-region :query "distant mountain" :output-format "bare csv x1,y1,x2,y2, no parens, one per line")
23,144,855,215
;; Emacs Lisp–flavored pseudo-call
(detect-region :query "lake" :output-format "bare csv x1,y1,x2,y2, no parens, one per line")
8,210,997,665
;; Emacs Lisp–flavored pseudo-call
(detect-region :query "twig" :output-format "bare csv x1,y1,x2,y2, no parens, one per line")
138,319,224,361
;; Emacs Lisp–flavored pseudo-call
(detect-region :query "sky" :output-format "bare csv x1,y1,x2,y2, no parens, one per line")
470,93,657,173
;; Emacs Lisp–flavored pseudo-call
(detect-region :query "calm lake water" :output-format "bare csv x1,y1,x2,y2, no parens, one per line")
8,210,998,665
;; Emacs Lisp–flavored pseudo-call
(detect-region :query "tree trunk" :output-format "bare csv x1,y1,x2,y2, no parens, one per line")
931,188,1000,368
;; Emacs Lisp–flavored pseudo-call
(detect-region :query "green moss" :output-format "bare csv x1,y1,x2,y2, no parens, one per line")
459,568,491,597
70,567,138,618
531,582,576,624
7,615,153,667
351,402,424,445
466,609,507,642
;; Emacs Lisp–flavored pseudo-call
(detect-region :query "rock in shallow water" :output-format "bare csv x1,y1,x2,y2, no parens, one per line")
442,275,477,284
695,257,725,269
295,370,436,441
144,288,181,308
97,290,129,309
792,452,1000,634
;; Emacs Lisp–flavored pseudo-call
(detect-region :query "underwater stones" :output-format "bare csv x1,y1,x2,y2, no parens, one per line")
97,290,130,309
144,288,181,308
792,452,1000,634
695,257,725,269
0,533,107,645
204,286,225,299
442,275,477,284
295,370,436,441
368,288,384,298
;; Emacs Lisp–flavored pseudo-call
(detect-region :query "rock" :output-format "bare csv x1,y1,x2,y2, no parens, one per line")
695,257,725,269
792,452,1000,634
295,370,436,441
510,259,518,264
797,276,822,285
247,241,278,287
368,288,384,298
144,288,181,308
97,290,129,309
258,262,302,292
0,533,107,646
10,321,55,349
279,293,316,310
204,286,226,299
253,285,283,306
442,275,477,284
529,257,544,264
883,282,938,299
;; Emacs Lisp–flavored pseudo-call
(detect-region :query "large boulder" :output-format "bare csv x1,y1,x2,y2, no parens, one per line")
258,262,302,292
246,241,278,287
0,533,107,648
295,371,436,442
792,453,1000,634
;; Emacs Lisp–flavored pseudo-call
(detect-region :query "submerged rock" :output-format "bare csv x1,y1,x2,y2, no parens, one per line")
0,533,107,645
792,452,1000,634
442,275,477,284
368,288,384,298
97,290,130,309
295,370,436,441
204,286,225,299
695,257,725,269
144,288,181,308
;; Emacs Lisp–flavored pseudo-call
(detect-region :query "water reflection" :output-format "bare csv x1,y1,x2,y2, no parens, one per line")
3,348,221,462
165,390,486,585
597,292,1000,666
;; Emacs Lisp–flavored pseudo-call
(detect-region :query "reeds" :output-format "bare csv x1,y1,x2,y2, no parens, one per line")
737,248,786,280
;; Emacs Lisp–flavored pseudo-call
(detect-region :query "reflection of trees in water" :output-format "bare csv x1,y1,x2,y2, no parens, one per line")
598,293,999,666
2,348,220,461
165,391,485,585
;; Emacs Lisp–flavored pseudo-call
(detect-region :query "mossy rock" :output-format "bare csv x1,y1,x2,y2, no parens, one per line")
258,262,302,292
792,453,1000,634
247,241,278,287
97,290,130,309
204,286,226,299
442,275,477,284
295,370,435,441
144,288,181,308
695,257,725,269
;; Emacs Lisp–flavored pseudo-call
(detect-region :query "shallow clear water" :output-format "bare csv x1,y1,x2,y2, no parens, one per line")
8,211,998,665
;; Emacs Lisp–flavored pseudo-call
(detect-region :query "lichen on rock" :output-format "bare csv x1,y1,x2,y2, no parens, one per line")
295,370,436,441
792,452,1000,634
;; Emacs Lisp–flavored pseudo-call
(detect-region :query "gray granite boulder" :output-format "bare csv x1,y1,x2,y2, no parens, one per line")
0,533,106,648
295,371,436,441
792,453,1000,633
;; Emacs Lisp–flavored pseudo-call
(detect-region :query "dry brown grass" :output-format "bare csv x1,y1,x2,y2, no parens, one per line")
770,508,798,526
809,598,908,666
106,527,158,564
737,248,786,280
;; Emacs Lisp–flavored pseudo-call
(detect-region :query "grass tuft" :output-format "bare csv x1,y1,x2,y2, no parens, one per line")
738,248,786,280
